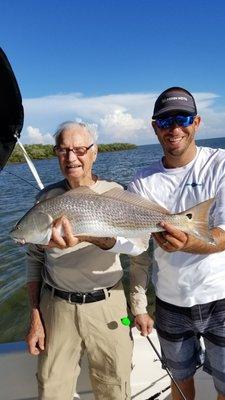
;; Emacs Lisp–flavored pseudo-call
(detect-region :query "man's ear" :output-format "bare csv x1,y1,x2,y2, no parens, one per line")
193,115,201,132
152,121,157,135
93,144,98,162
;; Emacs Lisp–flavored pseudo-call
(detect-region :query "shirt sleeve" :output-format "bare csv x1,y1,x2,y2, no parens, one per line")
107,236,149,256
129,249,151,316
26,244,45,283
127,177,152,314
127,179,142,195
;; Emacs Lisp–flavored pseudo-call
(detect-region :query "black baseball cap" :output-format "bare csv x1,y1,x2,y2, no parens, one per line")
152,87,197,119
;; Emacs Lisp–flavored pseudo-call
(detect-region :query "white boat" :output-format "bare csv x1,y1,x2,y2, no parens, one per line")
0,328,217,400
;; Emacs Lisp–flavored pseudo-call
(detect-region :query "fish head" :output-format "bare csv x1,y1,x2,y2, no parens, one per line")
10,210,53,245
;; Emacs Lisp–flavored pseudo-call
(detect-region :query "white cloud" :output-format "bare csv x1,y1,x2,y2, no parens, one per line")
21,91,225,145
22,92,156,144
100,108,147,140
26,126,54,144
193,92,225,137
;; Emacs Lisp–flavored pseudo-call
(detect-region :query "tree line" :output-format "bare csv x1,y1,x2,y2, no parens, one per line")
9,143,137,163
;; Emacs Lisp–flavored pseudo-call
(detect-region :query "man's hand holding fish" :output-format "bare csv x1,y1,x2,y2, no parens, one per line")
47,215,117,250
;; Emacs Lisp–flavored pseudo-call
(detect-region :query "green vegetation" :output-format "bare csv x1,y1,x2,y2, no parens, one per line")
9,143,137,163
9,144,54,163
0,286,29,342
98,143,136,152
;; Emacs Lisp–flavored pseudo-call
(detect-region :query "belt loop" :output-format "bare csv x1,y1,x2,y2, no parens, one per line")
103,288,109,299
51,286,55,299
82,294,86,304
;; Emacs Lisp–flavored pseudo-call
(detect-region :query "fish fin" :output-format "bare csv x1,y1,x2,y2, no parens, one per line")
100,188,170,214
61,186,170,214
31,212,53,245
130,235,151,252
179,198,216,245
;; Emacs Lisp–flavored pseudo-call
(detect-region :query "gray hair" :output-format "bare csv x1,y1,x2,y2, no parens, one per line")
54,121,97,146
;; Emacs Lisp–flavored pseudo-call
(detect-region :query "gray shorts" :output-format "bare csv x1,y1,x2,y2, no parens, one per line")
155,296,225,396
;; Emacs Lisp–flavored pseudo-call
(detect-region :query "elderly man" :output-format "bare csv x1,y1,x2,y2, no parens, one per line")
129,87,225,400
26,121,145,400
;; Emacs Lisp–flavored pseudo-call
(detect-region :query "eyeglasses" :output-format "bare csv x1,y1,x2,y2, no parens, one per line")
54,143,94,157
155,115,195,129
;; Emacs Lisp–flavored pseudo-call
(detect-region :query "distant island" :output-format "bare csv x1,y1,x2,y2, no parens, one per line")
9,143,137,163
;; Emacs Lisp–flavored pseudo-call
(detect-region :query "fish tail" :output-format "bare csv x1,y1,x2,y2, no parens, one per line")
180,198,216,245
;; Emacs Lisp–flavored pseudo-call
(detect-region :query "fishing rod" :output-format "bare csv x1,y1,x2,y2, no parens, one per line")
1,134,44,191
145,335,187,400
145,384,170,400
14,135,44,190
3,170,40,190
123,306,188,400
145,359,203,400
2,134,45,191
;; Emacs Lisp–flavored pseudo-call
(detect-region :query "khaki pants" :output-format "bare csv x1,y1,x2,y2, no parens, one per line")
37,282,133,400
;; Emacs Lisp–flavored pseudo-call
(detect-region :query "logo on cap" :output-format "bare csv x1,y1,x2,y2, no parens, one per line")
162,96,188,103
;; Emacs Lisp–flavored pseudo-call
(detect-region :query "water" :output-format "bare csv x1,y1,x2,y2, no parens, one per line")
0,138,225,342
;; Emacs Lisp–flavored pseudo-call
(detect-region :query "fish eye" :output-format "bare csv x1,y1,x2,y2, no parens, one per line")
186,213,192,220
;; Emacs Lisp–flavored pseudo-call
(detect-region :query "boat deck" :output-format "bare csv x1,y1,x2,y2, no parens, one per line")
0,329,216,400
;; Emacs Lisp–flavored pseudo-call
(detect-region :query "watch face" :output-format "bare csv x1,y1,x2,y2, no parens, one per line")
0,47,24,170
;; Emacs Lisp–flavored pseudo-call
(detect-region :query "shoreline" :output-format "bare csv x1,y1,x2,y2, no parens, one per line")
9,143,137,163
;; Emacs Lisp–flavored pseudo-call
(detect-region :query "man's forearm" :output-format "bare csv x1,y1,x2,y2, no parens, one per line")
26,281,45,355
129,250,151,316
185,227,225,254
27,281,42,309
80,236,116,250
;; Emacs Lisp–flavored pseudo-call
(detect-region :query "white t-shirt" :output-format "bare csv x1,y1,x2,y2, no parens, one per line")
129,146,225,307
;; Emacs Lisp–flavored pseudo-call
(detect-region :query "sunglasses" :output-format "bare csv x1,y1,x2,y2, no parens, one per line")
54,143,94,157
155,115,195,129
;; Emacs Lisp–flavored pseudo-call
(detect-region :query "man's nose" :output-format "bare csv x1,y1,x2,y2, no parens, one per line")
67,149,78,161
168,123,182,133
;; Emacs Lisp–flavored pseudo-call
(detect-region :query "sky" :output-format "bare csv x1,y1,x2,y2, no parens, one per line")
1,0,225,145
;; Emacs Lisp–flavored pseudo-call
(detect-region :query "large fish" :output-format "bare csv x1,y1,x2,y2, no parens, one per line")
10,187,215,245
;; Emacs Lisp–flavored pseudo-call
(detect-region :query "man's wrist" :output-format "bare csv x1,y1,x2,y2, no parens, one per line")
30,307,41,314
81,236,116,250
132,307,148,316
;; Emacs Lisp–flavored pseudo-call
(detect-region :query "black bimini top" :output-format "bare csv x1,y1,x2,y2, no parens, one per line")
0,48,24,170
